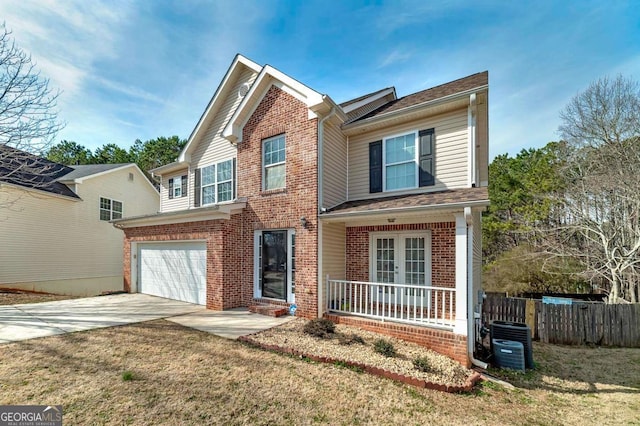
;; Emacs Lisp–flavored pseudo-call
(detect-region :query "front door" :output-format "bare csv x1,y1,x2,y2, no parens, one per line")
254,229,296,302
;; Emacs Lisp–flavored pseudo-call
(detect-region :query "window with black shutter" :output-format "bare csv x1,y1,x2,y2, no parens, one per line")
194,168,201,207
418,128,435,187
369,140,382,193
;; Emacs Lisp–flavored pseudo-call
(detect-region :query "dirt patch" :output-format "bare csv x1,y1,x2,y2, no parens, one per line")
1,320,638,425
244,318,474,389
0,290,79,305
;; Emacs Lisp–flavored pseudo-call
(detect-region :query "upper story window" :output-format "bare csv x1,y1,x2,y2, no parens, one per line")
195,158,236,207
100,197,122,221
385,132,417,191
168,175,187,199
263,135,285,191
369,128,435,193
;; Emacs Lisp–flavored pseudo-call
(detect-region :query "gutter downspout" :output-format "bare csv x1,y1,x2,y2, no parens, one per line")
468,93,477,188
465,206,488,369
317,102,338,318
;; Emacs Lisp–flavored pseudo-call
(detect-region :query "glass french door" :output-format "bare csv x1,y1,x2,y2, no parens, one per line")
254,229,295,302
372,233,431,301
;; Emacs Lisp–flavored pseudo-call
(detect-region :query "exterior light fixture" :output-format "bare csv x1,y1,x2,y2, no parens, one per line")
300,217,308,229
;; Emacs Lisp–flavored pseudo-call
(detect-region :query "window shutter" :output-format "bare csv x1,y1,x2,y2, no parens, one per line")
194,168,201,207
168,178,174,199
369,140,383,193
232,158,237,200
418,129,435,187
181,175,188,198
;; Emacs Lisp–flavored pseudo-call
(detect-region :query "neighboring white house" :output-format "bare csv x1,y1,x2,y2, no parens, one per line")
0,145,159,296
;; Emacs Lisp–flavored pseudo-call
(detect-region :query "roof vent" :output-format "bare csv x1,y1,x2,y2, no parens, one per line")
238,82,251,98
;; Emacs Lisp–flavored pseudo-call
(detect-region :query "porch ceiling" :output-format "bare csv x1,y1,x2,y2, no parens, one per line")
320,187,488,222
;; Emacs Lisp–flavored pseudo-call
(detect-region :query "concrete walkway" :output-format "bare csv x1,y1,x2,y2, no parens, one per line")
0,293,293,344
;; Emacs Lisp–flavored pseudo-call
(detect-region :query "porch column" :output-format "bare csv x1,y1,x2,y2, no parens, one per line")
454,212,468,335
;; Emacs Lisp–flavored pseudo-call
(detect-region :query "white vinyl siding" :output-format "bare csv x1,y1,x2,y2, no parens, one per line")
189,67,258,205
160,168,189,212
347,108,469,200
322,121,348,208
0,167,159,294
321,222,346,282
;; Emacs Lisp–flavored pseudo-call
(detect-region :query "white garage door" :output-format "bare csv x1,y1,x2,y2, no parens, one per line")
138,242,206,305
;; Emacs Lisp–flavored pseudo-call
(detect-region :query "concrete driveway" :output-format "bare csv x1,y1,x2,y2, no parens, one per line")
0,293,293,344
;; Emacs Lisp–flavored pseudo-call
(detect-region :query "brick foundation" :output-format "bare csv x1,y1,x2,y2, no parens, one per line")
324,313,469,367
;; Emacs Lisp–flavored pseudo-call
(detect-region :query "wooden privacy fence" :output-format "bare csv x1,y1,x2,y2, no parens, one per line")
538,303,640,347
482,294,640,347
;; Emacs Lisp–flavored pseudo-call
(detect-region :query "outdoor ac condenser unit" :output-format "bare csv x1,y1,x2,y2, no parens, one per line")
490,320,534,369
492,339,525,372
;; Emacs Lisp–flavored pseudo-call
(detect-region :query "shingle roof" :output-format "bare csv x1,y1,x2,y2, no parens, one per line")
339,87,395,108
0,145,79,198
324,187,489,216
350,71,488,123
59,163,129,180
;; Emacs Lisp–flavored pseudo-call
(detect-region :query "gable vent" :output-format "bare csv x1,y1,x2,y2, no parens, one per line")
238,82,251,98
128,172,134,182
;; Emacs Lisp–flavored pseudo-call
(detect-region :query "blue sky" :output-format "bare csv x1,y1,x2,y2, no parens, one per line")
1,0,638,158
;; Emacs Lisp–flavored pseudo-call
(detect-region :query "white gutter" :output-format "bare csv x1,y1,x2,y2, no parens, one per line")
465,207,488,370
468,93,477,187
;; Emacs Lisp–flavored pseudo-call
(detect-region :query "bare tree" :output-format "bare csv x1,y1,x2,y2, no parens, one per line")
540,76,640,303
0,23,64,207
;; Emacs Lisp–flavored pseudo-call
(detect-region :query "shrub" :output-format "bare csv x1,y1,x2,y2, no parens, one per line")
303,318,335,338
413,356,431,372
121,370,134,381
373,339,396,357
337,333,366,345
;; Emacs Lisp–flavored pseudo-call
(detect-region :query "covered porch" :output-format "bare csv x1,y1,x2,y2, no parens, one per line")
318,189,488,363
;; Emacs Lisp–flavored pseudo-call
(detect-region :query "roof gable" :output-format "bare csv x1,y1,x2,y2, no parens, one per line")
178,54,262,163
222,64,325,143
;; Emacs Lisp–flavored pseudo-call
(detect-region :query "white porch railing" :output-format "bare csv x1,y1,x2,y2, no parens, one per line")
325,277,456,330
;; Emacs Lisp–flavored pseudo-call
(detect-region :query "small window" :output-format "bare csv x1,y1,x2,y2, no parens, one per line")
100,197,123,221
173,177,182,198
263,135,285,190
168,175,187,199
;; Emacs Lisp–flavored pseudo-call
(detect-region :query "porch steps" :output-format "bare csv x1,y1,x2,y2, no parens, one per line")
249,304,289,318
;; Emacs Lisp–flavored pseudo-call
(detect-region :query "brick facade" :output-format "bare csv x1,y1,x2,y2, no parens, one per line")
237,85,319,319
345,222,456,290
123,85,319,318
122,215,246,310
